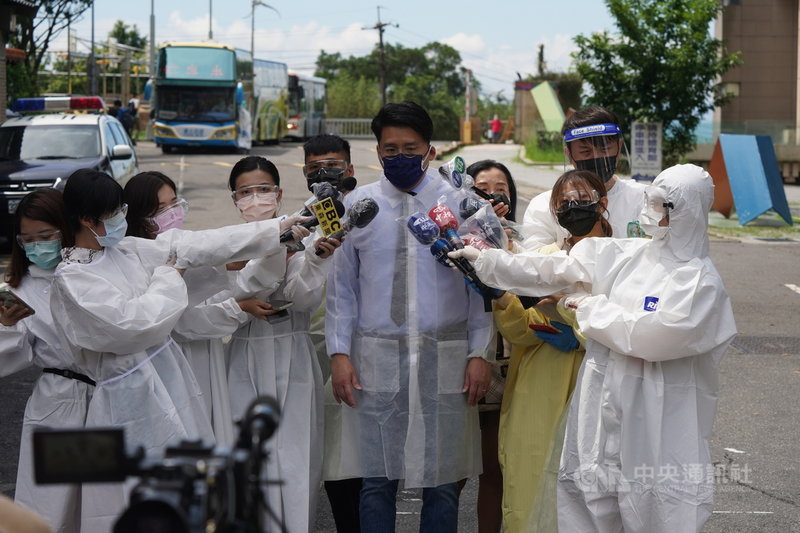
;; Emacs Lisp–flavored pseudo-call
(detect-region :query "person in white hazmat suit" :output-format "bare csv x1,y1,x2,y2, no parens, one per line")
450,164,737,533
224,156,339,533
49,169,308,532
0,189,89,533
521,106,646,250
122,170,287,445
327,102,492,532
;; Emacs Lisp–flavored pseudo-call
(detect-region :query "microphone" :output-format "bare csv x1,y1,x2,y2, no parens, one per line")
428,238,500,311
406,212,441,246
279,199,345,243
428,204,464,250
462,233,496,251
236,395,280,450
315,197,380,255
458,197,485,220
438,156,494,201
340,177,358,192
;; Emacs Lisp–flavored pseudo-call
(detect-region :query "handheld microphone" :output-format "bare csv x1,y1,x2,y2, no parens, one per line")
279,199,345,243
462,233,495,251
428,204,464,250
428,238,499,311
315,198,380,255
458,197,485,220
407,212,441,246
340,177,358,192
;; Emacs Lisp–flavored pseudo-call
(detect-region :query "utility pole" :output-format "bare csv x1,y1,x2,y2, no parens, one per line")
150,0,155,77
88,2,96,95
250,1,278,64
66,22,72,94
364,6,396,107
208,0,213,40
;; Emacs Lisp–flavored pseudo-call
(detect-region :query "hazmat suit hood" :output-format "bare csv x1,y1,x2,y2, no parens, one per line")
652,164,714,262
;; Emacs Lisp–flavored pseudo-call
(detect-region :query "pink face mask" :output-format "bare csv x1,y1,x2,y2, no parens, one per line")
236,192,279,222
150,199,188,234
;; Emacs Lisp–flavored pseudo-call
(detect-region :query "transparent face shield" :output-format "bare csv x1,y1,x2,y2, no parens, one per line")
563,123,630,183
641,185,672,226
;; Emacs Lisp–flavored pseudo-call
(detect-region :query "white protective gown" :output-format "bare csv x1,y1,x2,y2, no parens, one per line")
325,171,493,488
521,176,646,249
0,266,90,533
226,234,329,533
174,250,287,445
472,165,737,533
50,218,284,533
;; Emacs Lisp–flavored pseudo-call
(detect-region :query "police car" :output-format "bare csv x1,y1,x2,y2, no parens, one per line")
0,96,139,239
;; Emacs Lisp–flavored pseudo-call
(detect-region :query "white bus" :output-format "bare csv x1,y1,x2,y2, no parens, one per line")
285,72,326,140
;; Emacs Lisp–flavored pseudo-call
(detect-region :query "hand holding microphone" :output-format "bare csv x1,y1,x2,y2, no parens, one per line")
315,198,380,256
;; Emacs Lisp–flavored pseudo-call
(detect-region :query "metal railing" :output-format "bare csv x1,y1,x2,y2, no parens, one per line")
321,118,373,139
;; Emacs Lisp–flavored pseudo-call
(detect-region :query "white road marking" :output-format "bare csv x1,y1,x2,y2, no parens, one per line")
213,161,233,167
178,156,185,195
724,447,746,454
785,284,800,295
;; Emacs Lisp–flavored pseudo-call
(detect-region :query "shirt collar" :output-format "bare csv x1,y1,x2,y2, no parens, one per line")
380,171,435,208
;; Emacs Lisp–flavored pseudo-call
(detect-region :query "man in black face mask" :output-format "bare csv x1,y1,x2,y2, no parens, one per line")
521,106,647,250
303,134,357,194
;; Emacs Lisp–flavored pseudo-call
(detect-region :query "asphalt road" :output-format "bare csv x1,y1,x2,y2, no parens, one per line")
0,140,798,532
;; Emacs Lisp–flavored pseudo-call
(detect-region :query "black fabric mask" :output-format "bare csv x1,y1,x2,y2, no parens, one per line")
306,167,344,191
575,155,617,183
557,204,601,237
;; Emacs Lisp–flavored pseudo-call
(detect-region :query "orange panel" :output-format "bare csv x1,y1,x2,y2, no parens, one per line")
708,139,733,218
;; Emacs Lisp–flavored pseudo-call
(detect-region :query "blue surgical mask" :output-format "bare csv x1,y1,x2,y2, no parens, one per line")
381,147,431,190
23,239,62,270
91,209,128,248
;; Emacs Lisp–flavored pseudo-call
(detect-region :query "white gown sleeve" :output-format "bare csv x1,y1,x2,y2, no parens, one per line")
228,249,287,300
472,247,589,297
122,218,284,271
466,285,493,359
172,295,248,342
575,266,737,362
0,322,35,376
52,265,188,354
325,234,360,356
282,237,332,312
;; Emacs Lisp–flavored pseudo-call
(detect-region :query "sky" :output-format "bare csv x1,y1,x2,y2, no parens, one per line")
51,0,617,98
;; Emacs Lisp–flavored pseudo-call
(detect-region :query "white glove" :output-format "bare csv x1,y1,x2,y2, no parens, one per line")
447,245,481,264
278,215,313,234
290,224,311,242
562,290,591,310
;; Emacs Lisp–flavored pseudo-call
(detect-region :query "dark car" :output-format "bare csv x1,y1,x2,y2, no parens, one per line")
0,97,139,242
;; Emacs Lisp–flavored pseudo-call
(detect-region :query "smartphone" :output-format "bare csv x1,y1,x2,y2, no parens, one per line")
0,287,35,316
268,300,294,312
529,323,560,334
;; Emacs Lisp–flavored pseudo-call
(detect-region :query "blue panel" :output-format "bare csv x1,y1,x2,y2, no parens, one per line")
755,136,794,226
719,134,771,225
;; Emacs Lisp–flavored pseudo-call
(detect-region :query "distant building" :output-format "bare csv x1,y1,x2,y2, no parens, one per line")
716,0,799,144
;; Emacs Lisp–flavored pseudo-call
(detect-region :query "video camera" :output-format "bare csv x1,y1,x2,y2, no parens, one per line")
33,396,284,533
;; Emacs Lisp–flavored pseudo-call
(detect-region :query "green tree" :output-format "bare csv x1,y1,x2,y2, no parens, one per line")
8,0,92,100
108,20,147,49
326,73,381,118
573,0,741,164
315,42,467,139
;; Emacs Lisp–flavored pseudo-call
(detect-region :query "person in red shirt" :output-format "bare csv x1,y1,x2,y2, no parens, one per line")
490,115,502,143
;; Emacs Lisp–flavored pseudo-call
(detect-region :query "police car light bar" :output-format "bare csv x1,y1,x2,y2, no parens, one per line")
12,96,105,113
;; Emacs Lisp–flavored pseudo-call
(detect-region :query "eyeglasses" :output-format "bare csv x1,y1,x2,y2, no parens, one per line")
380,145,431,158
231,184,280,202
153,198,188,217
17,229,61,246
303,159,348,175
556,189,600,213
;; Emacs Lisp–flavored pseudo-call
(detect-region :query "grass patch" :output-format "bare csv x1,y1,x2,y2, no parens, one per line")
524,132,563,163
708,211,800,240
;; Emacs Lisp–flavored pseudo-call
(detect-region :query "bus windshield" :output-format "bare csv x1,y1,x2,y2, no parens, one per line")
156,87,235,123
160,47,235,81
